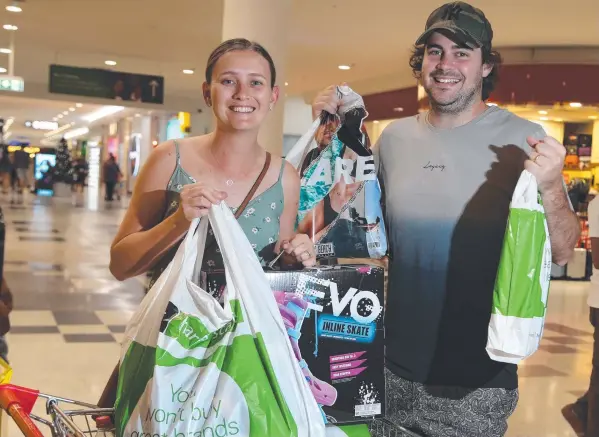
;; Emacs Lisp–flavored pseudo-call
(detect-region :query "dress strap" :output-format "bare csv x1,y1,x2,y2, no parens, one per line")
173,140,181,165
278,158,287,182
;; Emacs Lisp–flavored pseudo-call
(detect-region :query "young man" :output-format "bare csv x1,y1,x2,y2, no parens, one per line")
312,2,580,436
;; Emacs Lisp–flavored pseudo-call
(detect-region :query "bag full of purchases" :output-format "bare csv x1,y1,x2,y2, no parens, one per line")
114,203,326,437
486,170,552,364
285,85,387,260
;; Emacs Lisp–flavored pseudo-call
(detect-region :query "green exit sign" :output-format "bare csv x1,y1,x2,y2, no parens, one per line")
0,76,24,92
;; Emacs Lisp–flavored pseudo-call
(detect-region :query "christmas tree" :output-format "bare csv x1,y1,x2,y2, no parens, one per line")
54,138,72,182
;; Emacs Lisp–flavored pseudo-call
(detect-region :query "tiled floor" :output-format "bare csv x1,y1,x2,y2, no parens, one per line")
0,191,594,436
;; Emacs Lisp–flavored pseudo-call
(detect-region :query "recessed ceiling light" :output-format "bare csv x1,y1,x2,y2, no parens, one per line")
0,48,11,54
182,69,194,75
5,5,22,13
555,118,563,122
590,116,598,120
373,120,379,124
285,82,289,86
0,67,6,73
338,65,351,70
538,110,548,115
52,117,58,121
69,107,75,112
75,103,83,108
540,117,549,121
3,24,17,31
105,60,117,66
62,111,69,115
57,114,63,119
570,102,583,108
393,107,404,112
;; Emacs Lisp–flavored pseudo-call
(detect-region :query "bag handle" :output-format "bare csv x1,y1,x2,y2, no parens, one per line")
234,152,271,219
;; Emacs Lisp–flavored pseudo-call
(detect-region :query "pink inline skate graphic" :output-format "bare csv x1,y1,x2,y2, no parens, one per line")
273,291,338,407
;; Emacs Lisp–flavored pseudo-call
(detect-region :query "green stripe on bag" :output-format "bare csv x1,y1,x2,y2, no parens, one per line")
492,207,547,318
115,342,157,437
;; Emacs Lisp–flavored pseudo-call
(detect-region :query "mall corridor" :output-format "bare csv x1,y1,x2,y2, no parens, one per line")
0,193,591,437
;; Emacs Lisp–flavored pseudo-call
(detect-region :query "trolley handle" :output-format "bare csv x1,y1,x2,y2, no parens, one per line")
0,384,44,437
5,402,44,437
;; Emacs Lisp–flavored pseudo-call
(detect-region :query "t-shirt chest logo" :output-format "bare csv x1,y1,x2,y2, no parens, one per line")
423,161,446,172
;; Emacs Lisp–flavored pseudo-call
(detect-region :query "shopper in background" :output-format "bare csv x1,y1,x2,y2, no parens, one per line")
71,155,89,207
12,147,30,204
312,2,580,436
102,153,122,202
0,144,12,196
563,188,599,437
98,38,317,417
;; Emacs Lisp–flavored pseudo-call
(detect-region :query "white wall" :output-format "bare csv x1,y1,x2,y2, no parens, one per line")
283,96,313,136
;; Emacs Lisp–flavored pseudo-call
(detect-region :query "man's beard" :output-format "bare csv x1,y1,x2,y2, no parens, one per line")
425,72,483,115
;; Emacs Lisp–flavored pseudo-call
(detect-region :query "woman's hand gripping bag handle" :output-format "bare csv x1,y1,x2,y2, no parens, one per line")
116,204,326,437
486,170,552,364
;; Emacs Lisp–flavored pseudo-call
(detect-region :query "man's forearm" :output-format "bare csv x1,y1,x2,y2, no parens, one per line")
541,184,580,266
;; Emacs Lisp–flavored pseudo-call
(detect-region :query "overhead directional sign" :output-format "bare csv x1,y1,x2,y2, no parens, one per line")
49,64,164,104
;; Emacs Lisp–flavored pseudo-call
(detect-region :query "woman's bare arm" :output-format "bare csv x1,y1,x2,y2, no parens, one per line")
109,142,191,280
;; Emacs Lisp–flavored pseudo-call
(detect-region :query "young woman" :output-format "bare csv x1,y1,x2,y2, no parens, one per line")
98,38,316,411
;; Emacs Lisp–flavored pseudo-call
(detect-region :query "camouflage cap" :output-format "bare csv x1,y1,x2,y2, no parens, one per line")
415,1,493,49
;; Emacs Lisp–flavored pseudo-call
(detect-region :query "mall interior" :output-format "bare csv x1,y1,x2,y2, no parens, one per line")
0,0,596,436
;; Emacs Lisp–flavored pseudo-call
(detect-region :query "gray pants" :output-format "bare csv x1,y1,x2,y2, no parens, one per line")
375,368,518,437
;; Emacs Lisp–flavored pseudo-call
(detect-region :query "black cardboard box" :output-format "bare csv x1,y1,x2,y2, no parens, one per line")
201,264,385,425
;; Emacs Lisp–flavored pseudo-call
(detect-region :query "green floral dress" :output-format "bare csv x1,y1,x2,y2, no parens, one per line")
147,141,285,290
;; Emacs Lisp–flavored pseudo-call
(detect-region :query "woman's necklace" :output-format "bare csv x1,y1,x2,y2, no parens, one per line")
210,147,254,187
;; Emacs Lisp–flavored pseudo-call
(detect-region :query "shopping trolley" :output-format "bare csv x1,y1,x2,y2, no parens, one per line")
0,383,114,437
0,383,421,437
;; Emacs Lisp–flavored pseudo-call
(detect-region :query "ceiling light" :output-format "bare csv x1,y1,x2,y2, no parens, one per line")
105,60,117,66
135,113,141,117
373,120,379,124
75,103,83,108
285,82,289,86
393,107,404,112
570,102,583,108
69,107,75,112
540,117,549,121
64,127,89,140
590,116,598,120
52,117,58,121
338,65,351,70
57,114,63,119
555,118,563,122
0,48,11,54
62,111,69,115
538,110,548,115
5,5,22,13
0,67,6,73
3,25,17,31
182,69,194,75
81,105,124,123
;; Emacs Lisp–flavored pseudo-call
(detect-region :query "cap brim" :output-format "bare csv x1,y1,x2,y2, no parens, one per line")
415,24,480,49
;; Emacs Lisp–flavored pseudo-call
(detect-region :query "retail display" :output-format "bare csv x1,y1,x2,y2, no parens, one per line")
54,138,72,182
115,206,326,437
285,85,387,260
487,170,552,364
202,264,386,425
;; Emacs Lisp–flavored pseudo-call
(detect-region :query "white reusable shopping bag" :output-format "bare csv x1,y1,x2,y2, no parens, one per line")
486,170,552,364
114,202,326,437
